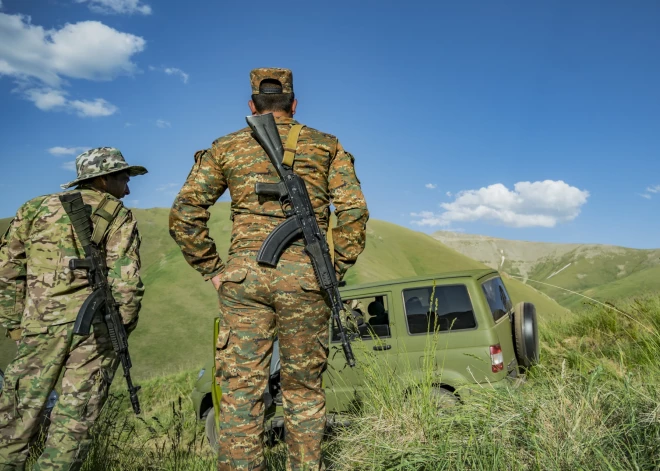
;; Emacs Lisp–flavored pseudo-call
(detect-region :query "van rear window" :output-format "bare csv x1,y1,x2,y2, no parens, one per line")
403,285,476,334
481,277,512,322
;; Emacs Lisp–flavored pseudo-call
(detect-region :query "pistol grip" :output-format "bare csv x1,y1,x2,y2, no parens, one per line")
255,182,286,198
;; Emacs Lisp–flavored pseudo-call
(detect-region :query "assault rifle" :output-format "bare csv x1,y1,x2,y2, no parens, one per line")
59,192,141,414
246,113,356,367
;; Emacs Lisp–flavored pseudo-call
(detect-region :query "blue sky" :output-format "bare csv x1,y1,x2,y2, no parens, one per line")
0,0,658,248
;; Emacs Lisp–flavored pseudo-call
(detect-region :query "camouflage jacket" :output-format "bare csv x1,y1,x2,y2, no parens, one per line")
169,116,369,280
0,188,144,335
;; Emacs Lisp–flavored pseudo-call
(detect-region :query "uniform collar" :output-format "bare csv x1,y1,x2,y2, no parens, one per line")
273,116,299,126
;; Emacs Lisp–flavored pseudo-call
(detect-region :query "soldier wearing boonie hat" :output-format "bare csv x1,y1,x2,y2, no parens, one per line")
170,68,369,471
61,147,148,189
0,147,147,469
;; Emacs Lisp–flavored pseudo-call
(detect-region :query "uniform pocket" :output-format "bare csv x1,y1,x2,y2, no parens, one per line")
214,326,233,381
215,326,231,351
299,272,320,292
217,266,248,292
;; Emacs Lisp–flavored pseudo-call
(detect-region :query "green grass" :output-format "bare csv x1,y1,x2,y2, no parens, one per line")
16,292,658,470
0,205,571,376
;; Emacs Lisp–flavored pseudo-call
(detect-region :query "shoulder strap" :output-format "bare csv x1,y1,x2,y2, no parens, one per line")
282,124,305,168
91,194,123,246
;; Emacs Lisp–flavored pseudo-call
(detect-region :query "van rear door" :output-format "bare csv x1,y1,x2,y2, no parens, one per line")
481,276,518,376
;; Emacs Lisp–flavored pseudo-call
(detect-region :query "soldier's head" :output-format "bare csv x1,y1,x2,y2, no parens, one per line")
248,68,297,117
60,147,148,199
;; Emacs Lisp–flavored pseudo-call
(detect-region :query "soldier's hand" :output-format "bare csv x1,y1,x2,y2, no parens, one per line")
211,274,222,291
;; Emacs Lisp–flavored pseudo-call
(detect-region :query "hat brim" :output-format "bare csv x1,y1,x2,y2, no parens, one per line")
60,165,148,189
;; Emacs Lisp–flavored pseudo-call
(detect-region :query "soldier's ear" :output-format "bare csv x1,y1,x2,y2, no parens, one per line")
291,98,298,116
248,100,258,115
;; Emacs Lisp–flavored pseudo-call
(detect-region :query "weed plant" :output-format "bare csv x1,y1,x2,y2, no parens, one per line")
22,294,660,470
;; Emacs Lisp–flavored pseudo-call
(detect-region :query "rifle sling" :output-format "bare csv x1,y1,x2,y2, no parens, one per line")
282,124,304,168
280,123,335,265
91,195,122,246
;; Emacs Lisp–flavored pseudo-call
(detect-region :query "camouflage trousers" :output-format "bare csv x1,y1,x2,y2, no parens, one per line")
0,321,117,471
215,254,331,471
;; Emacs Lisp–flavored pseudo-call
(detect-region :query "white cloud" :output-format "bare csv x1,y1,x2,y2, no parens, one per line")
425,183,437,189
156,119,171,128
410,211,451,228
640,193,652,200
21,87,118,116
157,183,179,191
0,13,145,115
69,98,117,117
647,185,660,194
75,0,152,15
411,180,590,228
62,160,76,171
150,65,189,84
48,146,90,156
24,88,68,110
0,14,146,86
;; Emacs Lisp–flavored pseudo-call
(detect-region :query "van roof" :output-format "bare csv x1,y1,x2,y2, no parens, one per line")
340,269,499,293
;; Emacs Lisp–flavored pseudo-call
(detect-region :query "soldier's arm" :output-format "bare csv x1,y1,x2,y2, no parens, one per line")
0,205,29,332
169,149,228,279
328,140,369,279
106,211,144,327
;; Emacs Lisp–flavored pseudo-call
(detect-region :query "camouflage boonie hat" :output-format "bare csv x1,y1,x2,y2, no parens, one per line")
60,147,148,189
250,68,293,94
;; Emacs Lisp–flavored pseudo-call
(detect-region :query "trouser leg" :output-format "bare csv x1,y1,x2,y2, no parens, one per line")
216,259,274,471
0,328,69,471
274,258,331,471
34,321,117,471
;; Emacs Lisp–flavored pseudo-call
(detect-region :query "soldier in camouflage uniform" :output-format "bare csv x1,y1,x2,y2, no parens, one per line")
169,68,369,471
0,148,147,471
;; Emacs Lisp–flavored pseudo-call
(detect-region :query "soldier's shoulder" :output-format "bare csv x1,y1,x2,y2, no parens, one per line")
301,125,338,144
211,126,252,149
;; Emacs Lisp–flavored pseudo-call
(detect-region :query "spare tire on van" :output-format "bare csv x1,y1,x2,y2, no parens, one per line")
512,302,539,369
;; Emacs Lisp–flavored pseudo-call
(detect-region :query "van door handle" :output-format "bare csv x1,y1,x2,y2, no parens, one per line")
373,344,391,351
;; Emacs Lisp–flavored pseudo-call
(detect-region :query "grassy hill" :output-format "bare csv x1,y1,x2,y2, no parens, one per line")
0,206,570,377
434,231,660,310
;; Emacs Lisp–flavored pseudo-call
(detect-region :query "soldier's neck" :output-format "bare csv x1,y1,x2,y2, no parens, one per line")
263,111,293,119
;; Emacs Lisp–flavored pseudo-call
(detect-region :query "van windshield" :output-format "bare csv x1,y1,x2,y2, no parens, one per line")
481,277,512,323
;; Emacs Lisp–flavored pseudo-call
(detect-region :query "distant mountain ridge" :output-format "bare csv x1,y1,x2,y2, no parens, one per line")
433,231,660,309
0,205,571,377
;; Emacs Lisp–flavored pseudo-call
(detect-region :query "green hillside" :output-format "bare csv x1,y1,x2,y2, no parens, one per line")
434,231,660,310
0,206,570,377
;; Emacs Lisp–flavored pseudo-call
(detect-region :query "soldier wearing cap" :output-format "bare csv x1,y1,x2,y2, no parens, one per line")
170,68,369,470
0,148,147,470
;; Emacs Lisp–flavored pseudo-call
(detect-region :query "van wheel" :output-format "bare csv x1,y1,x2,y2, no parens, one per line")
204,408,219,453
430,387,458,409
512,302,539,369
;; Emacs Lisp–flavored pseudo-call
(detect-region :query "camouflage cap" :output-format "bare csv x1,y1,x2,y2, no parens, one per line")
60,147,148,189
250,68,293,95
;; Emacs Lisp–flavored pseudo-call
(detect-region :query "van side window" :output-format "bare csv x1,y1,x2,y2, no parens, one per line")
481,277,512,322
332,295,391,341
403,285,476,334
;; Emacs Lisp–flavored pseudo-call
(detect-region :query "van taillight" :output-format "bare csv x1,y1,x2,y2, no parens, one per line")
490,344,504,373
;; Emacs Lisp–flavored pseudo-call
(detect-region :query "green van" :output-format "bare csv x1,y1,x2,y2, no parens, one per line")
192,269,538,448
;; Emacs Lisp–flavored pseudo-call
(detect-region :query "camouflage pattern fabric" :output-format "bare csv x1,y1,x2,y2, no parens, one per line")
169,115,368,470
60,147,147,189
0,322,117,471
169,116,369,281
250,68,293,94
215,256,330,471
0,187,143,333
0,187,144,470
